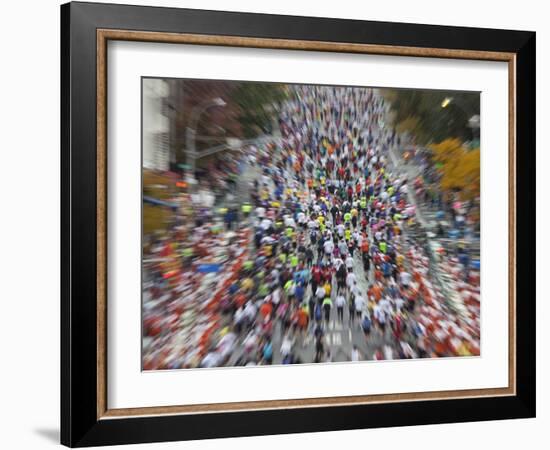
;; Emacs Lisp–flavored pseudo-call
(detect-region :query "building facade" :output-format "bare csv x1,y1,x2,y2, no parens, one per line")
143,78,170,171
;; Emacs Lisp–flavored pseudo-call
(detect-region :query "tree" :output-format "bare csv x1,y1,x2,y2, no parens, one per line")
230,82,287,138
429,138,480,200
382,89,479,145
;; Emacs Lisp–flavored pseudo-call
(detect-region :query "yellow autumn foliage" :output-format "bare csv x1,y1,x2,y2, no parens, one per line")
429,138,480,200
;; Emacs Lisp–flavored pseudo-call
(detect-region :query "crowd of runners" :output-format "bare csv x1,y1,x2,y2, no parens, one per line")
142,85,481,370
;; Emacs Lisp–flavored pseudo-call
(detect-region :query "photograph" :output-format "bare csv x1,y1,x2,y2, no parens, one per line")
141,78,481,370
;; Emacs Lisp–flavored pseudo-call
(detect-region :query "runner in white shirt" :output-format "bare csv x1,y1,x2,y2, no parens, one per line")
333,257,344,270
323,239,334,256
270,268,280,284
379,297,392,313
271,288,281,307
400,270,412,288
374,305,387,334
201,351,222,368
255,206,266,218
395,296,405,311
243,301,258,323
335,294,346,322
280,333,294,357
315,286,326,302
354,293,366,316
217,331,237,359
284,215,297,228
260,218,272,231
346,271,357,290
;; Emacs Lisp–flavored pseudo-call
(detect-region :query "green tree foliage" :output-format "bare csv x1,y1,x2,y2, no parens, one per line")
383,88,479,145
230,82,287,138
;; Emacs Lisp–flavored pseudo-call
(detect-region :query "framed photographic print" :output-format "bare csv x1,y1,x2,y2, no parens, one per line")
61,1,536,447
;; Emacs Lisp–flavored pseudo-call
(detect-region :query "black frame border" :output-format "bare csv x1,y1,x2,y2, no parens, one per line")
61,2,535,447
